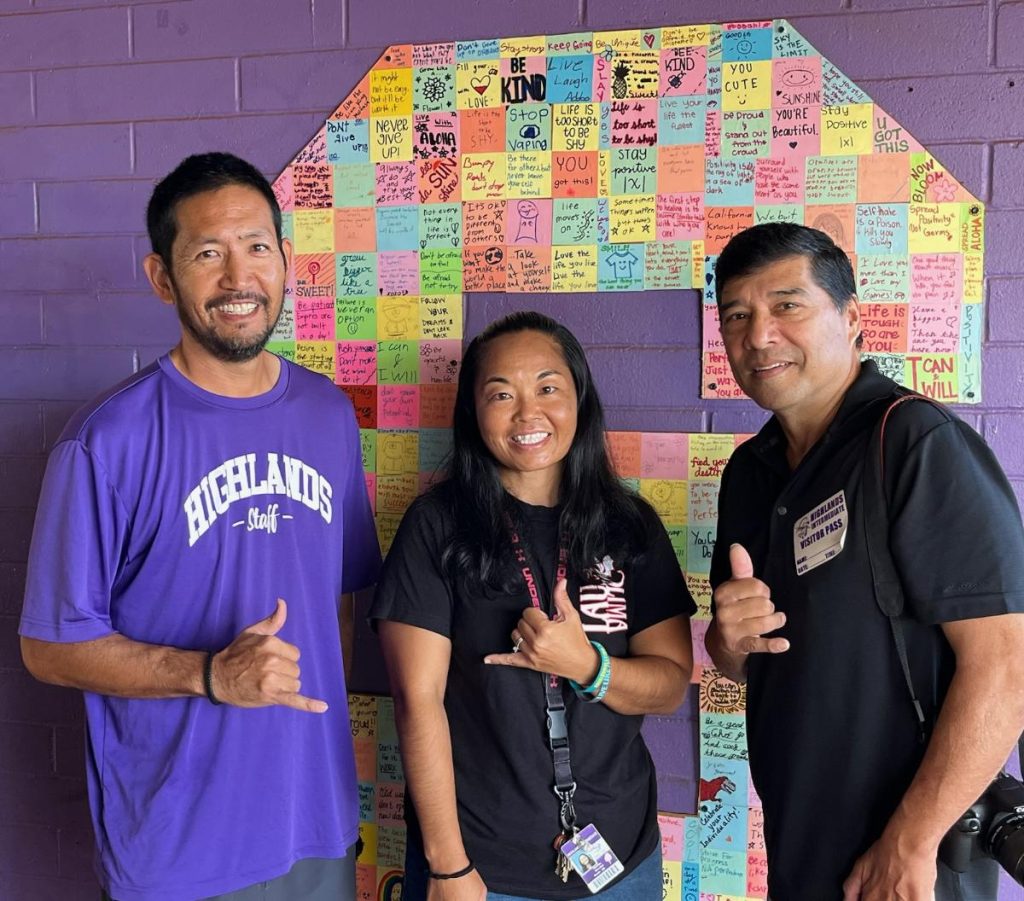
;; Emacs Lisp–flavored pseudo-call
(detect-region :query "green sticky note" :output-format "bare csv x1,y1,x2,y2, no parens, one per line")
335,297,377,341
266,341,296,363
413,66,456,112
552,198,598,245
419,248,463,294
335,253,378,298
333,163,376,207
359,429,377,472
377,340,419,385
754,204,804,225
419,204,462,249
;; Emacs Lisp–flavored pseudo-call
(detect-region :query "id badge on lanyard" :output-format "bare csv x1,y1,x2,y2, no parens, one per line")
505,514,623,890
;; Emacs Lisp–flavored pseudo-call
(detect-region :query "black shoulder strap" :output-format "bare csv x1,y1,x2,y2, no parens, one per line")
862,394,937,743
864,394,1024,763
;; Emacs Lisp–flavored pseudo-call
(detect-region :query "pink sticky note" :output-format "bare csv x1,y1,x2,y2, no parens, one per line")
656,192,704,241
294,298,335,341
378,251,420,296
772,56,822,108
272,167,295,212
335,342,377,386
754,157,805,204
364,473,377,516
377,385,420,429
703,303,725,354
413,111,459,160
419,340,462,384
660,46,707,97
658,814,685,862
770,105,820,158
507,198,553,245
640,433,688,479
375,161,418,205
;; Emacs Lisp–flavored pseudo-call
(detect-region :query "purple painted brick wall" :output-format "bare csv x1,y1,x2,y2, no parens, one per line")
1,0,1021,896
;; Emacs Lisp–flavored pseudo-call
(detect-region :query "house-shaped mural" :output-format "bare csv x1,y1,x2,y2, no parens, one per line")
271,21,984,900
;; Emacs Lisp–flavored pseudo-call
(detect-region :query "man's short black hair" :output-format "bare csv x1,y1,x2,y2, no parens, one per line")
714,222,857,314
146,152,283,269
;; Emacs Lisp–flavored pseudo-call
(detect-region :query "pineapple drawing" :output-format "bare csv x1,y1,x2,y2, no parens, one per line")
612,61,630,99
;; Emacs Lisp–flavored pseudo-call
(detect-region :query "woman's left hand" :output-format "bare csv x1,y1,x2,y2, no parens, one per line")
484,579,601,684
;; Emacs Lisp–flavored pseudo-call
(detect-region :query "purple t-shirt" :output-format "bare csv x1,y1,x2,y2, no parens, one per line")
20,355,381,901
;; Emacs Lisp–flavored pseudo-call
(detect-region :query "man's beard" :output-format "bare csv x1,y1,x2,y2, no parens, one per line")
175,290,283,363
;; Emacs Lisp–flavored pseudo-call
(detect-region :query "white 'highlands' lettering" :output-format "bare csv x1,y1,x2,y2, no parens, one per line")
184,452,333,546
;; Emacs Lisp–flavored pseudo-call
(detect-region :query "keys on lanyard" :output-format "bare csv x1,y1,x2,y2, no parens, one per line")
553,829,578,882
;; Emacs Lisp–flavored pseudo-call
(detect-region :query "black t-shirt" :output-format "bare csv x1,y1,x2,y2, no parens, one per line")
371,486,695,899
710,361,1024,901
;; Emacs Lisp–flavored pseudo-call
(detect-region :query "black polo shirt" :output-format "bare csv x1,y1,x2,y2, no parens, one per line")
710,361,1024,901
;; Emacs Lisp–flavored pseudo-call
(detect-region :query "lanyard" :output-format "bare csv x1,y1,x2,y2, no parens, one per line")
505,512,578,834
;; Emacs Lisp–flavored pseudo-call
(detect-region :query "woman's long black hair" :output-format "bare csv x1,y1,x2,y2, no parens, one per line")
439,311,650,591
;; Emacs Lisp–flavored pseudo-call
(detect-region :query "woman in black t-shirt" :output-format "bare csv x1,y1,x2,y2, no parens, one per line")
372,312,695,901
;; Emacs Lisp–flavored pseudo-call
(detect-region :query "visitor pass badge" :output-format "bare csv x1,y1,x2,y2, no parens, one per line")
793,490,848,575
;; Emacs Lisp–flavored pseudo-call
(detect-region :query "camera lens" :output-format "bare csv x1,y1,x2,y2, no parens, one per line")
988,811,1024,885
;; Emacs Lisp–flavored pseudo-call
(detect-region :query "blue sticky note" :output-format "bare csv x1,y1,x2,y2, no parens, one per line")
552,198,599,245
598,243,645,291
703,256,718,305
596,198,610,244
855,203,909,256
334,163,376,207
335,253,378,297
705,158,755,206
686,525,715,574
326,119,370,165
599,101,612,149
376,205,420,252
659,95,707,145
456,39,499,60
722,26,773,62
546,55,593,103
419,428,453,472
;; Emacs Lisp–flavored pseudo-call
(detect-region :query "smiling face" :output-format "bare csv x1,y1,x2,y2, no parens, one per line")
144,184,291,365
719,254,861,427
474,329,578,505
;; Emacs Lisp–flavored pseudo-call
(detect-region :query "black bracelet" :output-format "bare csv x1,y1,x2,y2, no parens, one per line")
428,860,475,880
203,651,222,706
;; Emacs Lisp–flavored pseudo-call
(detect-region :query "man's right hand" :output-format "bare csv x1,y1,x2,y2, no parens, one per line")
209,599,328,713
712,544,790,660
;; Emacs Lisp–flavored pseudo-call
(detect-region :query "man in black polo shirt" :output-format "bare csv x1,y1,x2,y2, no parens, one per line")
705,222,1024,901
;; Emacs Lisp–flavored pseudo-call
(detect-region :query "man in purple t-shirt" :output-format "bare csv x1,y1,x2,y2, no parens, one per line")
19,153,381,901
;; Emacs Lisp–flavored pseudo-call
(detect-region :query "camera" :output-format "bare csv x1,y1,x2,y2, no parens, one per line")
938,771,1024,884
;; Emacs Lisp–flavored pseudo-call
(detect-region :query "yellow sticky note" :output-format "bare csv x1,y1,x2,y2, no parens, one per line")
821,103,874,156
553,103,600,152
376,474,419,514
598,150,611,198
662,24,712,47
357,823,377,865
462,152,508,201
692,240,705,287
908,204,961,254
963,252,983,303
294,340,335,378
292,209,335,254
370,67,413,118
420,295,462,338
551,245,598,292
370,116,413,162
377,296,420,340
377,431,419,476
500,35,547,57
456,60,501,110
609,194,656,243
961,201,984,254
593,29,644,52
506,151,551,198
639,479,687,523
721,60,771,111
906,354,959,402
688,433,735,479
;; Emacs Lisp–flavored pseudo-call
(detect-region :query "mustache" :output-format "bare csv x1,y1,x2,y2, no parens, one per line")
205,292,268,311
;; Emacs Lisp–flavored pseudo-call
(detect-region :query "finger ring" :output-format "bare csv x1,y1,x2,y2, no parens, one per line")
513,637,525,653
